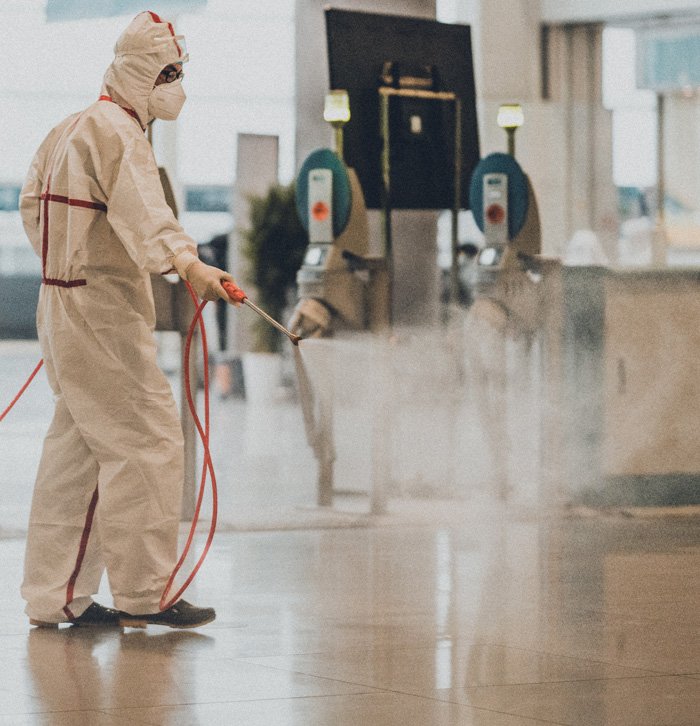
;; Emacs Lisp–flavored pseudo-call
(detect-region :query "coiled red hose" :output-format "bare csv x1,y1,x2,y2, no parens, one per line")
159,281,217,610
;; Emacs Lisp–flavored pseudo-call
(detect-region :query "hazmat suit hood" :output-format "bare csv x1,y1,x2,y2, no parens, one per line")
101,11,187,128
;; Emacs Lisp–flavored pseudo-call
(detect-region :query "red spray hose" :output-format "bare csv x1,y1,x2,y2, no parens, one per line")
0,359,44,422
155,279,304,608
159,280,216,610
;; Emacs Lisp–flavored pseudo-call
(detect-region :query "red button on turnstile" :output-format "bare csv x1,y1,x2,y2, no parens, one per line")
486,204,505,224
312,201,330,221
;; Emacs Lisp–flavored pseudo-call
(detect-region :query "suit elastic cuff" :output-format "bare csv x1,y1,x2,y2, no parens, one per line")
172,250,199,280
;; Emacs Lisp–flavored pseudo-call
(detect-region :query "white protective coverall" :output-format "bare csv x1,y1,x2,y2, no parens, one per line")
19,12,200,621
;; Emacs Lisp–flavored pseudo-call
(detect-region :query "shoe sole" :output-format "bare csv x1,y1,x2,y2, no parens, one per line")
29,619,59,629
119,613,216,629
29,618,122,629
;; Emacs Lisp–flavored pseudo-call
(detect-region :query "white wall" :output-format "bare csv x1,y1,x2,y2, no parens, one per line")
1,0,297,187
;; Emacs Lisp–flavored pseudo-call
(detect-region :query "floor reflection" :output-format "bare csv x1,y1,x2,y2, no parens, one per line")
27,627,213,714
0,505,696,724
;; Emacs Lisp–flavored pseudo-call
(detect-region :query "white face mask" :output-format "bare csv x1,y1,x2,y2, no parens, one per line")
148,79,186,121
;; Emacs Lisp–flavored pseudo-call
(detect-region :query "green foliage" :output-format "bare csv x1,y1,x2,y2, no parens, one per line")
240,183,308,352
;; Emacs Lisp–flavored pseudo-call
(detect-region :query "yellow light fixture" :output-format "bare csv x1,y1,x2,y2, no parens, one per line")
497,103,524,129
324,90,351,124
497,103,524,157
324,90,350,159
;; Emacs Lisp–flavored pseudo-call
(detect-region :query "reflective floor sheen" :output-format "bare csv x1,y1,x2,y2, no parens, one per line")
0,506,697,725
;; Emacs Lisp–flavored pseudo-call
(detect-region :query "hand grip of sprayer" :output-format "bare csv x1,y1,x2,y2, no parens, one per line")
222,280,247,304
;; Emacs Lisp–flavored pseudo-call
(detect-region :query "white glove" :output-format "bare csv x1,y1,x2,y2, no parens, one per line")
174,251,233,302
288,298,332,338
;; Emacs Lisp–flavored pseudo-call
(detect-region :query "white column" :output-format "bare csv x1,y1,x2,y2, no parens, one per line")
451,0,618,257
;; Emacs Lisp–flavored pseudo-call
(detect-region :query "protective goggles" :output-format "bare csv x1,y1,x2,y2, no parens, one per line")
159,65,185,83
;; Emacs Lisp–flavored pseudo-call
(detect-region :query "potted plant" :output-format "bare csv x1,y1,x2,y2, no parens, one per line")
239,183,308,400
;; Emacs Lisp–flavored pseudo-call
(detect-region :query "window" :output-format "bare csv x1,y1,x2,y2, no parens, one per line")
0,186,20,212
602,29,657,201
185,186,230,213
604,24,700,262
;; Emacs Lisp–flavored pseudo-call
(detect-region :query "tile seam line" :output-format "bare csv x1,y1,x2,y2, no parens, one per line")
95,707,156,726
344,686,571,726
9,710,152,726
457,643,691,676
100,693,565,726
230,659,700,692
213,660,575,721
223,659,399,691
235,651,671,680
446,673,699,688
97,690,386,712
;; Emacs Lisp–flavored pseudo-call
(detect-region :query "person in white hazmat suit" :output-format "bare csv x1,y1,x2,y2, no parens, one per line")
19,11,231,629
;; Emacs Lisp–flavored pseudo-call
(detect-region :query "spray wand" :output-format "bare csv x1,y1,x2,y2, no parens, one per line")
221,280,301,346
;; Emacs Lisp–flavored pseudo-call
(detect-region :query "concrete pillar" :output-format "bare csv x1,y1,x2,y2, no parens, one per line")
665,95,700,221
548,24,618,259
449,1,618,258
470,0,542,102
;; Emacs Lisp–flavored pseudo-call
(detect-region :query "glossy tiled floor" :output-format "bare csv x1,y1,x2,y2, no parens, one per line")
0,506,698,725
1,338,699,724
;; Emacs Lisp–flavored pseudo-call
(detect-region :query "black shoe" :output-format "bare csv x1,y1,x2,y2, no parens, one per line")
71,602,123,627
29,602,121,628
30,602,123,628
119,600,216,629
